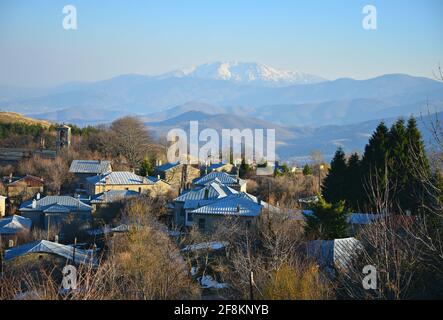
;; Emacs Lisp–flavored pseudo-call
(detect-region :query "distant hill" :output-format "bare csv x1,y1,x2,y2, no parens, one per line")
2,70,442,123
0,111,52,128
145,109,442,163
146,110,296,141
141,102,227,122
29,106,132,126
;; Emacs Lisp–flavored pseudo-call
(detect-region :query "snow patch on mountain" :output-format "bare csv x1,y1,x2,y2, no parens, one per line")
159,61,326,86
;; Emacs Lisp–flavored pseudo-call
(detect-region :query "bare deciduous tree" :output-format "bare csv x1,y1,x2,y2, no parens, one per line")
108,117,152,169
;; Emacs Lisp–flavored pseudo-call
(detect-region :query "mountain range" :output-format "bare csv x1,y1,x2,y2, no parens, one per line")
1,61,443,161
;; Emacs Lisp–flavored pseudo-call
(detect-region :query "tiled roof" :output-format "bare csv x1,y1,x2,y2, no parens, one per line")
0,215,32,235
7,175,44,186
19,196,92,213
193,171,244,186
191,194,262,217
69,160,111,174
87,171,155,186
91,190,140,204
155,162,180,172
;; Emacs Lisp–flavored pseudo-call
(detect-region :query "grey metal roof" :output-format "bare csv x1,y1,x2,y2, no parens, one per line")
0,215,32,235
4,240,97,265
191,194,262,217
69,160,111,174
43,204,71,213
155,162,179,172
87,171,155,186
348,213,385,224
175,181,237,202
87,224,130,235
19,196,92,213
175,181,239,210
307,237,363,270
91,190,140,204
193,171,244,186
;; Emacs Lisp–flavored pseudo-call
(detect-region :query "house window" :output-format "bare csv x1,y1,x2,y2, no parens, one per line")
198,218,205,230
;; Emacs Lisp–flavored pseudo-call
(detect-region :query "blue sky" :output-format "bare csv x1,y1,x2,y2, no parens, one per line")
0,0,442,86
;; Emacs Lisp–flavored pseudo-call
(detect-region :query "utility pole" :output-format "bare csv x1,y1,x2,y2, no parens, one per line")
72,237,77,264
47,215,50,240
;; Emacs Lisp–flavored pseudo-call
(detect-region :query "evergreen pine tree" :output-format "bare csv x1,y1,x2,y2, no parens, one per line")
139,155,155,176
303,164,313,175
403,117,431,212
360,122,390,211
346,152,362,211
322,148,347,203
387,119,409,210
239,158,252,178
305,197,349,239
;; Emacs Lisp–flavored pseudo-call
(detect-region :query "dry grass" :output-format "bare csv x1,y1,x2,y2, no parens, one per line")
0,111,52,128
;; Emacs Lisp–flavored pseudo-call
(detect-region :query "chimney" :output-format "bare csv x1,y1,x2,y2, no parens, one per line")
9,172,13,183
105,176,110,185
204,189,209,200
32,199,37,209
159,160,162,166
36,192,41,200
157,174,160,180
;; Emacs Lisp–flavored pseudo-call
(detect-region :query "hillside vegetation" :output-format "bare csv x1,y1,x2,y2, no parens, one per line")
0,111,52,128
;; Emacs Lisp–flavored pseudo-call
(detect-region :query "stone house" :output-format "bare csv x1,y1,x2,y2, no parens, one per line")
90,189,140,211
154,162,200,192
0,195,6,217
0,214,32,248
190,194,263,232
173,181,238,227
4,174,44,200
86,171,171,196
69,160,112,190
19,195,92,230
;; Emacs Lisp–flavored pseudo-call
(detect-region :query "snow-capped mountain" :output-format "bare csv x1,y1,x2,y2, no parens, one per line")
159,61,326,86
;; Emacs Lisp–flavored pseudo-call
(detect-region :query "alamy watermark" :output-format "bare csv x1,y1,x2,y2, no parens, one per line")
62,264,77,290
362,265,377,290
166,121,276,170
362,5,377,30
63,5,77,30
